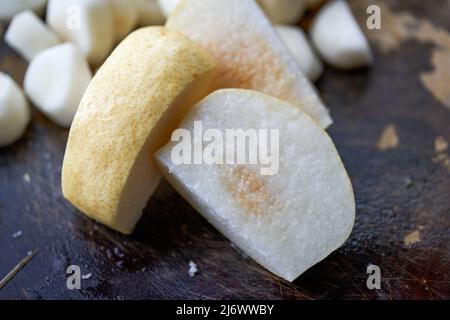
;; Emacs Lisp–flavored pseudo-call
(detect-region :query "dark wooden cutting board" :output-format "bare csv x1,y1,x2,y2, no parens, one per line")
0,0,449,299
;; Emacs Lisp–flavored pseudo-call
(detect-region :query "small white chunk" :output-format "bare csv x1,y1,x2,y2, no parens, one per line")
0,0,47,20
24,43,92,128
23,173,31,183
188,261,198,277
157,0,181,18
257,0,306,24
110,0,138,42
310,0,372,70
156,89,355,282
5,11,60,62
12,230,23,239
81,273,92,280
275,25,323,82
135,0,165,26
46,0,114,66
0,73,30,147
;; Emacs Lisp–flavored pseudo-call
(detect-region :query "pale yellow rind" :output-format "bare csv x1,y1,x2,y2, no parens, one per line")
62,26,216,234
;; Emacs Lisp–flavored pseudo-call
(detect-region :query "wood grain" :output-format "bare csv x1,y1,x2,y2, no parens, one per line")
0,0,449,299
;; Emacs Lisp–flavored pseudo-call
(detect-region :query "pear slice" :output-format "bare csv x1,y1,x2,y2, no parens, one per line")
62,27,216,234
166,0,332,129
156,89,355,281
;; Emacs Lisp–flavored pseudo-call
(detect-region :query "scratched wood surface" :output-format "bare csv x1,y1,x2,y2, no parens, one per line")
0,0,449,300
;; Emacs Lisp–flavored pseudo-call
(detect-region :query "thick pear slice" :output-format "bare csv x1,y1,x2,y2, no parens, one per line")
156,89,355,281
166,0,332,129
62,27,216,234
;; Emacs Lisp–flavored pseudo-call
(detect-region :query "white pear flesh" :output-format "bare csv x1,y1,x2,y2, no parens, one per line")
167,0,332,129
5,11,60,62
257,0,306,24
62,27,216,235
24,43,92,127
110,0,139,42
275,25,323,82
0,0,47,20
135,0,165,26
156,89,355,282
310,0,372,70
157,0,181,18
46,0,114,66
0,73,30,147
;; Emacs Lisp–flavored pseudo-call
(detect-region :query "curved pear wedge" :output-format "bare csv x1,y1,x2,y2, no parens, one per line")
62,27,216,234
156,89,355,281
166,0,332,129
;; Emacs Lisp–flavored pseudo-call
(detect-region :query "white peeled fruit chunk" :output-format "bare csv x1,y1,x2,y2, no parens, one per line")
156,89,355,282
24,43,92,127
157,0,181,18
0,0,47,20
275,25,323,82
136,0,165,26
5,11,60,62
310,0,372,70
47,0,114,66
0,73,30,147
62,27,216,234
110,0,138,42
167,0,332,128
257,0,306,24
